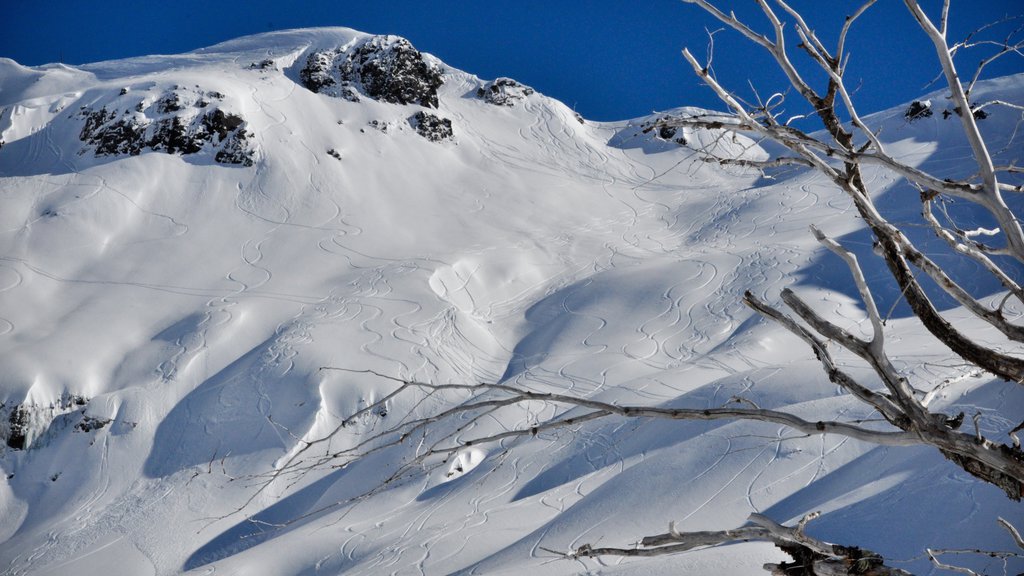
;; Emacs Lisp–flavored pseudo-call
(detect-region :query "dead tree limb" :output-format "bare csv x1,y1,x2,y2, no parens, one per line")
565,512,913,576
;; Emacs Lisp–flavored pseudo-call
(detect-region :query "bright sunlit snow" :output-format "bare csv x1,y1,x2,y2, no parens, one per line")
0,28,1022,576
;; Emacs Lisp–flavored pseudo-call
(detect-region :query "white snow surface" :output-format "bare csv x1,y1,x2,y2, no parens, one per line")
0,27,1022,575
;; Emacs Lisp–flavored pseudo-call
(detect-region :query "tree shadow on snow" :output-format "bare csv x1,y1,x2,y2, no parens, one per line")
796,174,1024,319
182,468,347,570
759,443,1021,573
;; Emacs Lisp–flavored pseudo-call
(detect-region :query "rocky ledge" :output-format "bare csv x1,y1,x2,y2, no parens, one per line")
3,393,91,451
78,86,254,166
299,35,444,107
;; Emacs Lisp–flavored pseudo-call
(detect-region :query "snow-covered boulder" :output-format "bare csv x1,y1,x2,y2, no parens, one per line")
477,77,534,106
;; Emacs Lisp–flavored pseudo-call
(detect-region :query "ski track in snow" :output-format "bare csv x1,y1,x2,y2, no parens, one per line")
0,264,21,335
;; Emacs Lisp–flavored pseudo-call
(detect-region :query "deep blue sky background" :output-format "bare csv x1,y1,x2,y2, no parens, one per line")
2,1,1021,120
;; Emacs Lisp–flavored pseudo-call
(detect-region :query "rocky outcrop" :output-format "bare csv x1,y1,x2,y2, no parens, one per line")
248,59,277,71
299,36,444,107
78,87,255,166
75,414,112,433
477,78,534,106
410,111,453,142
655,124,687,145
299,50,340,95
640,116,688,146
904,100,933,121
3,393,87,450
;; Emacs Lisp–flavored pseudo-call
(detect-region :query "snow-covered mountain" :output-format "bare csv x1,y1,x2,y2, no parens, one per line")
0,28,1021,575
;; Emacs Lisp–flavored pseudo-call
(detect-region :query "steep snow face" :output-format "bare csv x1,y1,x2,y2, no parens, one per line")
0,27,1022,576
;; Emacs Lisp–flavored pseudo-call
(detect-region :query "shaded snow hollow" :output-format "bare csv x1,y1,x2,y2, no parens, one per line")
0,27,1022,576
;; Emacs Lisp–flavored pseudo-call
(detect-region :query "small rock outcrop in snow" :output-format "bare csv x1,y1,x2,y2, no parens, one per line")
248,59,277,71
78,87,254,165
410,111,454,142
3,393,87,450
477,77,534,106
904,100,933,121
300,35,444,108
640,116,688,146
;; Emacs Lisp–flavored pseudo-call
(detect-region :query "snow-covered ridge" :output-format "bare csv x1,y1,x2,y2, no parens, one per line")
0,27,1021,576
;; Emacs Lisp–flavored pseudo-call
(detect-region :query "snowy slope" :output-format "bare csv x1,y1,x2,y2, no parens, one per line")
0,28,1022,575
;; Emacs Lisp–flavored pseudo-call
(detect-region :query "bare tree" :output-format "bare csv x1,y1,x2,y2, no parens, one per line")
652,0,1024,501
258,1,1024,573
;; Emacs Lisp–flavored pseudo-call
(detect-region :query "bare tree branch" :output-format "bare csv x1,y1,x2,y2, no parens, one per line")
567,512,913,575
903,0,1024,261
927,548,981,576
1000,517,1024,550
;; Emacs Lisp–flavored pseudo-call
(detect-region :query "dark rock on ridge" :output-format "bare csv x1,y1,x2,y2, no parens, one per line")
904,100,933,121
78,87,254,166
300,35,444,108
477,78,534,106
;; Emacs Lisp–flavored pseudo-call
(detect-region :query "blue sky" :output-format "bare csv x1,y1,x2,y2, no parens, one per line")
2,1,1021,120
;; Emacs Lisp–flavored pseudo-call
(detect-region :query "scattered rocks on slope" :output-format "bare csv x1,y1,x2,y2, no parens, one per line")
248,59,277,71
477,77,534,106
942,105,989,120
410,111,453,142
75,414,112,433
906,98,990,122
78,87,254,166
299,35,444,107
365,119,394,133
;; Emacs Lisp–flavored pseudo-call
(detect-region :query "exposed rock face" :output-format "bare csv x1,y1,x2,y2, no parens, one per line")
80,108,147,156
477,77,534,106
299,36,444,107
411,111,453,142
299,50,340,94
3,393,87,450
78,87,254,166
